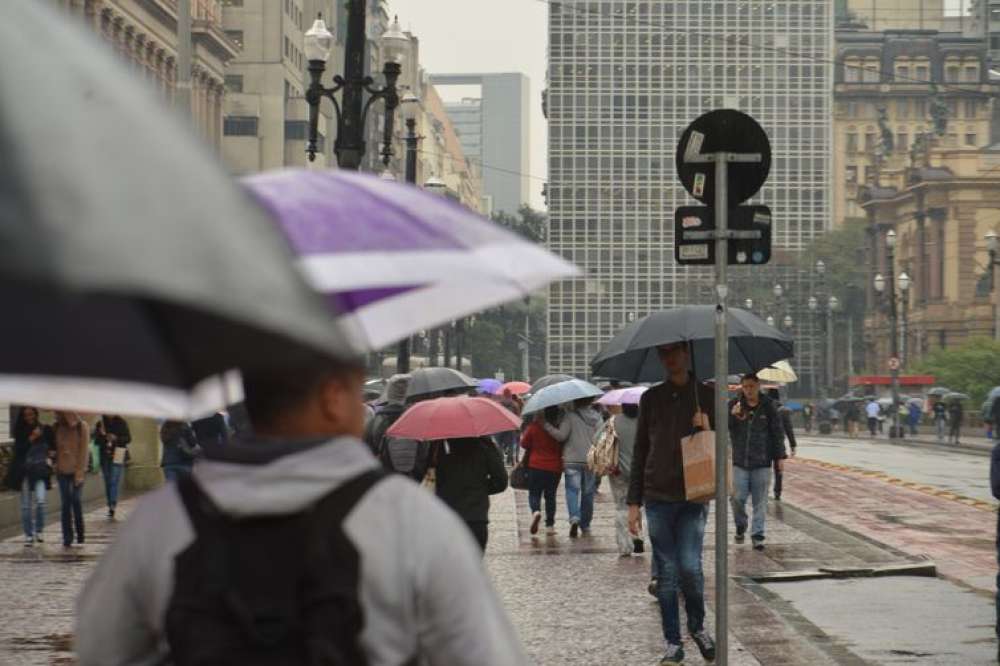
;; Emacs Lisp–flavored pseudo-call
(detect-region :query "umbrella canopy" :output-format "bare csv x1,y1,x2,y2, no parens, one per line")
386,396,521,441
406,367,477,400
757,360,798,384
944,392,970,402
591,306,794,383
243,170,579,350
0,2,352,419
529,374,576,396
498,381,532,396
477,378,503,395
620,386,649,405
927,387,952,397
597,388,629,406
785,401,804,412
522,379,603,415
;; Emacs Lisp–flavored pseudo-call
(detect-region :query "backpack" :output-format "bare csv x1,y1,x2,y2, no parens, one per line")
379,437,429,482
587,419,619,476
165,470,384,666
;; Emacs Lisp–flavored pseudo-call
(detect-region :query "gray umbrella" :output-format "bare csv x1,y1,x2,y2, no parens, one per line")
529,374,576,396
406,368,477,400
591,306,794,383
927,387,952,397
0,2,354,417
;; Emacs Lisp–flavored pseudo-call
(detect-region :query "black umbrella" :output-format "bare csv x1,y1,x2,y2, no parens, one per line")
529,374,576,396
0,2,354,418
591,306,793,383
406,368,477,400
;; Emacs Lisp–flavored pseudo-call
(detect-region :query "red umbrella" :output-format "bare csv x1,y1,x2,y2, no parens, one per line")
386,396,521,441
497,381,532,395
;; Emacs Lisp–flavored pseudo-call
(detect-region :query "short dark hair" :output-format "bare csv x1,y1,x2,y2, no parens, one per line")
741,373,760,383
242,353,364,429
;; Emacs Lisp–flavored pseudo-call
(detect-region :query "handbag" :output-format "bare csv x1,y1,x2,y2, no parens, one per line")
681,380,732,502
510,447,531,490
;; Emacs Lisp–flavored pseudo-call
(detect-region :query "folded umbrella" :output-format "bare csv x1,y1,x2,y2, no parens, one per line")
529,374,576,396
243,169,579,350
591,306,794,383
0,2,352,419
407,367,477,400
499,381,532,395
522,379,603,415
386,396,521,441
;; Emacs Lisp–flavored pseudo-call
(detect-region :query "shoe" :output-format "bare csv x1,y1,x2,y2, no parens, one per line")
580,528,592,537
107,508,113,519
633,538,645,554
24,536,33,547
647,578,659,598
735,529,745,544
63,543,73,549
774,494,781,501
530,511,541,535
35,535,44,544
658,643,685,665
569,523,579,539
77,537,85,545
752,538,765,551
692,630,717,661
545,525,556,536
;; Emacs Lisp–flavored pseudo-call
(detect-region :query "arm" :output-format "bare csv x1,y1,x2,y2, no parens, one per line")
782,411,797,450
519,424,534,451
484,439,509,495
542,413,571,443
627,395,651,506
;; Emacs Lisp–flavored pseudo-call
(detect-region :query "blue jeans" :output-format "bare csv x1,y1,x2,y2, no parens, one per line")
162,464,193,483
645,500,708,644
563,464,595,529
20,477,46,539
101,460,124,510
527,468,561,526
731,465,771,540
57,474,84,546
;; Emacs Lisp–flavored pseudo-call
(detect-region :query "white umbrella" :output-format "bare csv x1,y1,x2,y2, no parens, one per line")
758,360,798,384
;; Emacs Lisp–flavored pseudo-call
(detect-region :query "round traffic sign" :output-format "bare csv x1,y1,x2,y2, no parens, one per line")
888,357,900,371
675,109,772,208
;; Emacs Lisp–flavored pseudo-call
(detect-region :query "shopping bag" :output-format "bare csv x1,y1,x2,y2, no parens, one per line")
681,430,730,501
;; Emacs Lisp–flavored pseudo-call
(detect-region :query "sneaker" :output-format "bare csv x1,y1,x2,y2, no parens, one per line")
545,525,556,536
24,536,33,547
569,523,579,539
735,529,745,544
633,538,645,554
647,578,659,598
692,630,717,662
34,535,44,544
658,643,685,665
530,511,541,535
77,536,85,545
774,494,781,501
752,538,765,551
580,527,592,537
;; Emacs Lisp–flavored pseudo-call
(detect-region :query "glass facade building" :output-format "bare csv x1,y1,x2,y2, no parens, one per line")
546,0,833,386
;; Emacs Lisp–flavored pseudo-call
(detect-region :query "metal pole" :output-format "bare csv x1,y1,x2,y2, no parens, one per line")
336,0,368,170
847,315,855,377
826,309,834,393
991,250,999,342
176,0,192,117
888,247,901,438
523,300,532,382
713,153,730,665
395,118,419,374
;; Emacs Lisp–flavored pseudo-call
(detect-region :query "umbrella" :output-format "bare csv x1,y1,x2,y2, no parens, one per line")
620,386,649,405
927,387,952,397
386,396,521,441
498,381,532,395
243,169,579,350
988,386,1000,402
785,401,804,412
597,388,629,406
522,379,603,415
529,374,576,395
477,378,503,395
833,396,866,411
757,360,798,384
591,306,794,383
944,392,970,402
0,2,352,419
406,367,477,400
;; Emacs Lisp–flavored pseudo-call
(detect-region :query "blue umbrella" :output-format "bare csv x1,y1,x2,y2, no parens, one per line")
522,379,603,415
477,378,503,394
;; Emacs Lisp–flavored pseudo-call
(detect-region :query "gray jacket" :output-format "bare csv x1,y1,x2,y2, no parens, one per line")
612,413,640,479
75,437,527,666
544,407,602,465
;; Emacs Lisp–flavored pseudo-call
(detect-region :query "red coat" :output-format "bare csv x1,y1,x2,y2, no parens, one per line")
520,422,563,473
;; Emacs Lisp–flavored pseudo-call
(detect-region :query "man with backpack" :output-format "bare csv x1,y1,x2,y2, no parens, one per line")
75,351,526,665
363,373,410,456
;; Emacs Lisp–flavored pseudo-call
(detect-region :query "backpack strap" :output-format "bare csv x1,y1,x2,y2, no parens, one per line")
175,474,225,537
309,468,386,527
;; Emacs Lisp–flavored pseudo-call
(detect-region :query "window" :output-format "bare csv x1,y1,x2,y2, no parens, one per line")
965,133,977,146
864,132,876,151
224,116,258,136
285,120,309,140
844,60,861,83
864,165,875,183
991,4,1000,20
946,65,960,82
846,165,858,182
897,133,909,151
914,99,927,118
896,65,910,82
224,74,243,93
897,98,910,118
846,132,858,152
863,59,880,83
284,36,290,58
225,30,244,48
915,65,929,81
965,99,978,119
222,0,243,5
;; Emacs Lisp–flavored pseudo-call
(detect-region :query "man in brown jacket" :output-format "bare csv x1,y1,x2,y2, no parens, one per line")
54,412,89,548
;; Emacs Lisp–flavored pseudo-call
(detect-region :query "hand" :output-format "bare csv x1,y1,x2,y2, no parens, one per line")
775,459,785,473
692,411,709,429
29,427,41,442
731,402,743,417
628,505,643,536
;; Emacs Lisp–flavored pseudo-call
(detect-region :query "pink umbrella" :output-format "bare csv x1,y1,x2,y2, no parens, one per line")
620,386,648,405
497,381,531,395
386,396,521,441
597,388,629,406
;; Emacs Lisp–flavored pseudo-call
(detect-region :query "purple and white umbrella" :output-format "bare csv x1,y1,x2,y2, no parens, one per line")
244,170,579,350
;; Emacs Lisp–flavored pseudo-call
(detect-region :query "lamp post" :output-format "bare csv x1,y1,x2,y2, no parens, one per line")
874,229,903,438
304,10,402,169
393,95,421,374
810,259,829,398
744,298,754,311
987,230,1000,341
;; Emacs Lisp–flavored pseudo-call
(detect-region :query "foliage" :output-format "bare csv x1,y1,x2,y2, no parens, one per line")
801,218,869,316
491,205,546,244
912,337,1000,405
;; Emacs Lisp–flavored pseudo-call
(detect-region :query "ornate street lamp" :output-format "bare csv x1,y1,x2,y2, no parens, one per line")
986,230,999,340
744,298,754,311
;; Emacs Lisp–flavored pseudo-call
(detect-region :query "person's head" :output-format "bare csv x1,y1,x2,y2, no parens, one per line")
543,405,561,426
242,352,367,440
740,374,761,402
384,374,411,407
502,388,513,400
19,406,39,426
656,342,690,378
622,403,640,419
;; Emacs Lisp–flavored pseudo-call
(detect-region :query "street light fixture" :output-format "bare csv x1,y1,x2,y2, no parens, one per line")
744,298,753,311
886,228,897,249
766,315,775,327
873,273,885,293
773,284,784,299
816,259,826,276
783,314,793,329
304,12,402,169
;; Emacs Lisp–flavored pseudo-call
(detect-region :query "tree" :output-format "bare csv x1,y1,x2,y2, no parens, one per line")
912,337,1000,406
491,205,546,244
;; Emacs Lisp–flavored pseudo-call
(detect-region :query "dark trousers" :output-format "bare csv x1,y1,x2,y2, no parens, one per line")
57,474,84,546
773,460,784,498
868,417,879,436
466,520,489,554
527,468,561,526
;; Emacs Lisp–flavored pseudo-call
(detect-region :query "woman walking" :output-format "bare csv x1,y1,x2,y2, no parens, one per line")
94,414,131,519
160,420,201,482
606,402,645,557
3,407,54,546
54,411,90,548
520,407,564,536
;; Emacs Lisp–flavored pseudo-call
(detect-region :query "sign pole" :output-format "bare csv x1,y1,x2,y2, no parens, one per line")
713,153,730,666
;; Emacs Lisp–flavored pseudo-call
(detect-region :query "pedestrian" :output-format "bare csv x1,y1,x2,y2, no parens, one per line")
766,389,797,501
908,401,922,436
933,398,948,442
991,433,1000,663
192,411,229,449
544,397,602,538
94,414,131,519
160,420,201,482
53,411,89,548
497,387,523,465
76,351,527,665
865,399,880,437
627,342,717,665
362,373,410,457
803,402,814,433
520,406,563,536
3,407,54,546
729,374,786,551
605,401,647,558
948,399,964,445
431,437,508,552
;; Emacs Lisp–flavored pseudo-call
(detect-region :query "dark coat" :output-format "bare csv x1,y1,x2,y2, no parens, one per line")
778,406,797,451
729,394,786,470
4,421,54,491
95,415,132,466
192,413,229,448
363,404,405,457
433,438,508,524
161,422,200,468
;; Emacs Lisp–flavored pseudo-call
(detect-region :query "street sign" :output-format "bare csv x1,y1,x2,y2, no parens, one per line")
675,109,772,208
888,357,901,371
673,205,773,266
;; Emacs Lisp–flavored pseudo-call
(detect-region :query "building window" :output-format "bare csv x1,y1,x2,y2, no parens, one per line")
846,132,858,152
225,30,244,48
896,65,910,82
965,99,978,118
965,133,977,146
844,60,861,83
914,99,927,118
991,4,1000,20
945,64,960,82
992,35,1000,51
897,133,908,151
862,59,880,83
864,165,875,183
915,64,929,81
224,75,243,93
222,0,243,5
284,36,290,58
285,120,308,140
897,98,910,118
224,116,258,136
846,165,857,182
864,132,876,151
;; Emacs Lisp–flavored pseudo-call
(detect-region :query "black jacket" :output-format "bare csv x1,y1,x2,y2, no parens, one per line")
4,422,54,490
779,406,797,451
729,394,786,470
161,422,200,468
434,438,508,523
95,415,132,466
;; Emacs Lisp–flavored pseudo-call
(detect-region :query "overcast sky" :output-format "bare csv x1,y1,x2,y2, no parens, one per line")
389,0,549,210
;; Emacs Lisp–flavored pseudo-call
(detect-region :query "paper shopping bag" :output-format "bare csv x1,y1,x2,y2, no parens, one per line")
681,430,731,501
